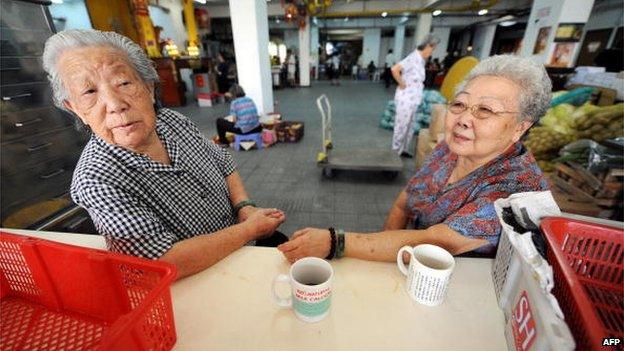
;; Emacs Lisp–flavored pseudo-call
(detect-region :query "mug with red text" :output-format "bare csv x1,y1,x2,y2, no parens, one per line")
272,257,333,323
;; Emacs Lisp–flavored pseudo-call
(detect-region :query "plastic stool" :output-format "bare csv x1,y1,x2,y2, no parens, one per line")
234,132,263,151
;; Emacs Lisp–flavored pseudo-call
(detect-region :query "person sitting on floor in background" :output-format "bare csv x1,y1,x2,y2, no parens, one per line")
216,84,263,147
278,55,551,263
42,29,286,279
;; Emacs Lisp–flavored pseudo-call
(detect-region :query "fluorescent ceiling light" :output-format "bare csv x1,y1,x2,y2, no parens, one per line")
194,0,206,4
499,20,517,27
51,0,63,3
381,12,388,17
432,10,442,16
478,9,488,16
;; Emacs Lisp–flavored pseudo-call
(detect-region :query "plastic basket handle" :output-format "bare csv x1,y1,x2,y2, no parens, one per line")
397,246,413,276
272,274,292,308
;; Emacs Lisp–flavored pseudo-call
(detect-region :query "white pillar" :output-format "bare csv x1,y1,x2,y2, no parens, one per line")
229,0,273,114
431,27,451,60
414,13,432,47
520,0,595,67
310,25,319,79
362,28,381,66
393,25,405,60
299,17,310,86
473,24,497,60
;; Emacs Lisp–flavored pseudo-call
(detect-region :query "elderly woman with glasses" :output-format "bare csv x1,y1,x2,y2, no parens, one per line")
279,55,551,262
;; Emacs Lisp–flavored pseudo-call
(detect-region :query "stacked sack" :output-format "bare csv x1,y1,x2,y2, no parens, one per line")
379,90,447,134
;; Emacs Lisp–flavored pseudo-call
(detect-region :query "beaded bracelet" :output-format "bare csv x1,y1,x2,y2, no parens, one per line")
335,228,346,259
325,227,337,260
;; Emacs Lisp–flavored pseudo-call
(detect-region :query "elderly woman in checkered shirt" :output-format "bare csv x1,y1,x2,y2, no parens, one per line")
42,29,286,279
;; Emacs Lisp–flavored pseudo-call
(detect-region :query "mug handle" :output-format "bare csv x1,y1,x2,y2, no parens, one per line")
397,246,413,276
272,274,292,307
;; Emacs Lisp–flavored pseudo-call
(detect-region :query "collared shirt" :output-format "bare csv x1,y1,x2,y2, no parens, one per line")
71,108,237,259
230,96,260,133
398,50,425,88
405,141,549,255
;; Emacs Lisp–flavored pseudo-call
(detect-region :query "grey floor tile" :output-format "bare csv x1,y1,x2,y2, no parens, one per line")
173,80,418,238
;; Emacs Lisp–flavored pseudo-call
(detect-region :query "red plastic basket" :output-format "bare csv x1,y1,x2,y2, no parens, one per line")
540,217,624,351
0,232,177,350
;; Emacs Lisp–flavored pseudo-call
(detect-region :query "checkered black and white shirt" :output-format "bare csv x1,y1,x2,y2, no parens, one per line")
71,108,237,259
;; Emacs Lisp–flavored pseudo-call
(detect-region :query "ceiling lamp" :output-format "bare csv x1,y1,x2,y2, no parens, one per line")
432,10,442,16
381,11,388,17
478,9,488,16
499,21,517,27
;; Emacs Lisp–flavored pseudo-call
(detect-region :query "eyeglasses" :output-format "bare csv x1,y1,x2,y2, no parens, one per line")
447,101,518,120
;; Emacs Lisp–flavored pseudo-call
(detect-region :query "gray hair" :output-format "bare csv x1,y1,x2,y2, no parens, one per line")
417,34,440,50
42,29,159,114
456,55,552,124
228,84,246,98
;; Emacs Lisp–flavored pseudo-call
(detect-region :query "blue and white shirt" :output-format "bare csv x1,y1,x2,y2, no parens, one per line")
230,96,260,133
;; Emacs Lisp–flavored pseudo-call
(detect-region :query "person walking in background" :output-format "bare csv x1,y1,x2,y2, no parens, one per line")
330,54,341,85
367,61,376,80
384,49,395,88
391,34,440,158
286,49,297,87
351,64,358,79
215,51,230,94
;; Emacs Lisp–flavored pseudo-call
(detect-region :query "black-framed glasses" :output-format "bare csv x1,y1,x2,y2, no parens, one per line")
447,101,518,120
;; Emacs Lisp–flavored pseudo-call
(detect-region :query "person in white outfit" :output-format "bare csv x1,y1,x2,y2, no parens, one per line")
391,35,440,157
287,49,297,87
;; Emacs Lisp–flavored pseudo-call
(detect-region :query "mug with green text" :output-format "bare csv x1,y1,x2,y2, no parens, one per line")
272,257,334,323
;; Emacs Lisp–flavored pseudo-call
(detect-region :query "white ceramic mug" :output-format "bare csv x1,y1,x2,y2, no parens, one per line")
397,244,455,306
272,257,334,323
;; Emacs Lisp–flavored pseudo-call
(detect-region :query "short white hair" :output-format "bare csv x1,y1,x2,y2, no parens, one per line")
42,29,159,113
456,55,552,124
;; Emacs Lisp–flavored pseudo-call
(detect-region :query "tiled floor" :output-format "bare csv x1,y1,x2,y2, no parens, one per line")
173,79,417,236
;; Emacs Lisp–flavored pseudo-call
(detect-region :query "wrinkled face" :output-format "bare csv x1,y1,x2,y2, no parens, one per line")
59,46,156,152
444,75,532,162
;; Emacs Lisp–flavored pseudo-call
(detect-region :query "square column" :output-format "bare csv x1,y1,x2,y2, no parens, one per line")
520,0,595,67
229,0,273,114
393,25,405,60
311,25,319,79
414,13,432,47
299,17,311,86
362,28,381,66
431,27,451,60
473,24,497,59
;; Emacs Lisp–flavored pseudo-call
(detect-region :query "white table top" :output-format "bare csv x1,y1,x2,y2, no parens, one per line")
2,229,507,351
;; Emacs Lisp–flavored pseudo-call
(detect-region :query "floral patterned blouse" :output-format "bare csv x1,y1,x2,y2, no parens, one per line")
405,141,549,254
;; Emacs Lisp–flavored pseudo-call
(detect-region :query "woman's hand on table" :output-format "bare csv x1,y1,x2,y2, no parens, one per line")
277,228,331,263
243,208,285,240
